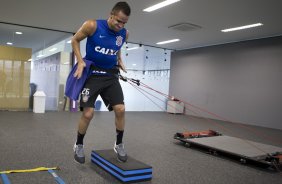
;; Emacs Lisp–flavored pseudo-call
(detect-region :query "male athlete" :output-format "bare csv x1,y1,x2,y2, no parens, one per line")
71,1,130,164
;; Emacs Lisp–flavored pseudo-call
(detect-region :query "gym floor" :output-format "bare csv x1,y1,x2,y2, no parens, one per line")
0,111,281,184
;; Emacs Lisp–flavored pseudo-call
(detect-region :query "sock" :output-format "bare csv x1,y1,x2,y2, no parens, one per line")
116,129,124,145
76,131,85,145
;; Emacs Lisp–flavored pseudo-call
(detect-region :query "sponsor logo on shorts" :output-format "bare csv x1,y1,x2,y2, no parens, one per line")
81,88,90,102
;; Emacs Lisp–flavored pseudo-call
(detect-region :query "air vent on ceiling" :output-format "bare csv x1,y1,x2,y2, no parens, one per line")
168,23,201,31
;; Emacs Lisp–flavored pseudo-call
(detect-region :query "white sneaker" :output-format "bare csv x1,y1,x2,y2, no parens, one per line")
114,142,128,162
73,144,85,164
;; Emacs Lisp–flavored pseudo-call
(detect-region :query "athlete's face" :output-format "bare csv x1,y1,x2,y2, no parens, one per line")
109,11,129,32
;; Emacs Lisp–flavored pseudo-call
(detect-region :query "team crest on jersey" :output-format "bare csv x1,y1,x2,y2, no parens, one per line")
116,36,123,46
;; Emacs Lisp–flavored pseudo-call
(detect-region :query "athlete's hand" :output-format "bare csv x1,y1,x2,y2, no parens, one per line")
118,60,127,73
74,61,86,79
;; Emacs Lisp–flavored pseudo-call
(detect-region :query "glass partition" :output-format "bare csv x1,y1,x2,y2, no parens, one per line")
0,22,73,111
0,22,172,112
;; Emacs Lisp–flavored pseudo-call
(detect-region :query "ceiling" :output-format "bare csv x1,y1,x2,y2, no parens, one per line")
0,0,282,51
0,23,72,53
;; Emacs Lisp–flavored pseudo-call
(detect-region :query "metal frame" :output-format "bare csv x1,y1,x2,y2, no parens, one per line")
174,130,282,171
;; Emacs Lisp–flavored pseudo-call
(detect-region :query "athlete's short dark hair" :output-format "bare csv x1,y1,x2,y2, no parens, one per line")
111,1,131,16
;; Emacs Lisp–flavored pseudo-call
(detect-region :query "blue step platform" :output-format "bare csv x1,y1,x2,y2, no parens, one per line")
91,150,153,183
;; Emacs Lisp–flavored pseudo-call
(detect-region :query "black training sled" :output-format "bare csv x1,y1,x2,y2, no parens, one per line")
174,130,282,171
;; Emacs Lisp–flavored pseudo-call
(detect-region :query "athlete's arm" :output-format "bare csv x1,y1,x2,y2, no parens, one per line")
117,30,129,73
72,20,97,79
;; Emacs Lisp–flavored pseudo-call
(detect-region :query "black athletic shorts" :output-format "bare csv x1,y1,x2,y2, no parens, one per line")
80,74,124,111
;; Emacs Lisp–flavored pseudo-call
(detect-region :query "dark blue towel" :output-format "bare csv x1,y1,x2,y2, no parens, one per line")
65,59,92,101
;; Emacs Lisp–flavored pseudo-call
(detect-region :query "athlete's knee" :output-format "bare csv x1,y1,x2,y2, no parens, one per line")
82,108,94,121
114,104,125,115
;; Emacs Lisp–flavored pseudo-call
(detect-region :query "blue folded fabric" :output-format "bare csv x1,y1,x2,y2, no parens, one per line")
65,59,92,101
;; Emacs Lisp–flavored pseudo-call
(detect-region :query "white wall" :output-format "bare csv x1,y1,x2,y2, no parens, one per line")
170,36,282,130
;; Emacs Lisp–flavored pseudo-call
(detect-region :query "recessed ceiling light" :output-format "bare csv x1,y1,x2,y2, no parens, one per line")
143,0,181,12
156,39,180,45
6,42,13,45
15,32,23,35
221,23,263,32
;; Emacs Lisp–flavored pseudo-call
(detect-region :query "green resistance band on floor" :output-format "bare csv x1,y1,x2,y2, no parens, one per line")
0,167,65,184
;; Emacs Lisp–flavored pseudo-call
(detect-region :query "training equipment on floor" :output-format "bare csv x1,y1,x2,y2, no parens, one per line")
0,167,65,184
91,149,152,183
174,130,282,171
